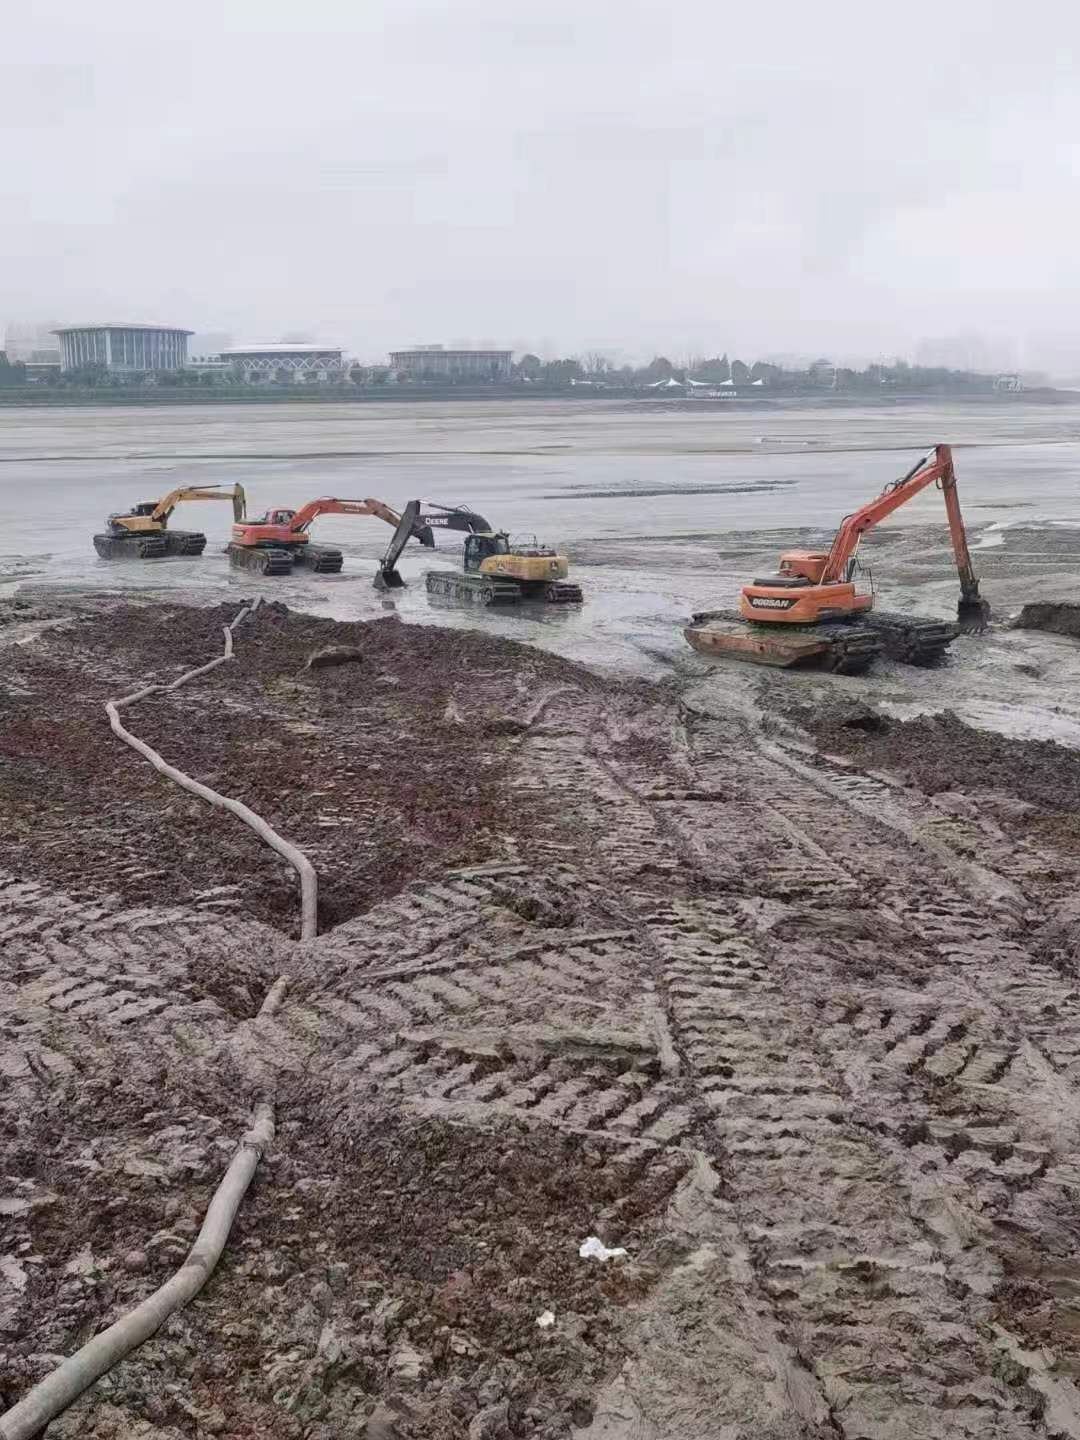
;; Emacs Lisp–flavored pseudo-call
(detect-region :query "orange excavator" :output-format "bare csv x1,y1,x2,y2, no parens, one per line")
228,497,433,576
685,444,990,673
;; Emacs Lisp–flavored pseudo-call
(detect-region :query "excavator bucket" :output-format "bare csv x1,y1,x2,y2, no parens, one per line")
372,500,426,591
374,565,405,590
957,589,991,634
233,484,247,522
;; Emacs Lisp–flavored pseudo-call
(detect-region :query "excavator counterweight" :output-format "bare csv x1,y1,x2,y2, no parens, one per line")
686,444,988,673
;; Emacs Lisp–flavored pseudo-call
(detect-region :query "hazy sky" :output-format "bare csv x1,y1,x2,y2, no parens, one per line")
3,0,1079,366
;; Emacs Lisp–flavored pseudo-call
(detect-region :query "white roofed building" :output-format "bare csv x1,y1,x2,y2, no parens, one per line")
54,323,191,373
219,344,345,383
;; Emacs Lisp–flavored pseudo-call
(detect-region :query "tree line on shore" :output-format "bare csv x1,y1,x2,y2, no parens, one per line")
0,349,1010,393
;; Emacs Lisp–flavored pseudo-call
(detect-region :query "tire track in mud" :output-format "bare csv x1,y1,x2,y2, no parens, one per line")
506,696,1080,1437
268,866,701,1155
0,870,288,1093
9,674,1080,1436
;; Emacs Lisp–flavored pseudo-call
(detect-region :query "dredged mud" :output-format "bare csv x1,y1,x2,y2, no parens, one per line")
1015,601,1080,641
5,597,1080,1438
811,706,1080,861
0,600,623,934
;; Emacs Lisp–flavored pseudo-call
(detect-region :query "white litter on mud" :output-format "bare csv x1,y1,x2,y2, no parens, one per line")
578,1236,628,1262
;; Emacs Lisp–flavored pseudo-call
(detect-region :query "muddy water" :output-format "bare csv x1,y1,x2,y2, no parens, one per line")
3,396,1080,741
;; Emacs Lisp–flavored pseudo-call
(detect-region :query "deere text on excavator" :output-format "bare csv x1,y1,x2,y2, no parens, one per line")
685,444,989,674
93,485,247,560
375,501,583,604
228,497,432,576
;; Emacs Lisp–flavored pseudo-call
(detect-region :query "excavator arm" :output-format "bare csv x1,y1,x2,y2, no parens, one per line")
374,502,492,590
151,484,247,524
284,497,401,534
824,444,988,630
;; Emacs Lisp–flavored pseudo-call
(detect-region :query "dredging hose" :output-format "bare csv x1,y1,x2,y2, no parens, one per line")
0,599,313,1440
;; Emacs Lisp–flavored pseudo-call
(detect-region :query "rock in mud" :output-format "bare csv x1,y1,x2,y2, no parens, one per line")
304,644,365,670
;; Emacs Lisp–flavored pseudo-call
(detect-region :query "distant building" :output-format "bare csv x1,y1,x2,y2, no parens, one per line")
994,373,1023,393
54,324,191,373
219,344,345,383
390,345,512,382
188,355,232,376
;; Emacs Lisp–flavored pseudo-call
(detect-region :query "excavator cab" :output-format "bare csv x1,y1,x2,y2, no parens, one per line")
464,533,510,572
777,551,829,583
245,507,296,528
106,501,161,534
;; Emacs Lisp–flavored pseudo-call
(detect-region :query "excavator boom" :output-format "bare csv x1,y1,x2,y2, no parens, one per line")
150,484,247,524
374,501,491,590
227,494,439,579
822,443,987,631
823,445,950,582
281,497,397,534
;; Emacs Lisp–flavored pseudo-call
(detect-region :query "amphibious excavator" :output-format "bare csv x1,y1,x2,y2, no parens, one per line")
228,496,433,576
375,500,584,604
93,484,247,560
685,444,989,674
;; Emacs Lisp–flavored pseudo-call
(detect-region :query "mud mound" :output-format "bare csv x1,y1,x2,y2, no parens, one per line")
818,707,1080,812
1014,600,1080,639
55,600,607,694
0,601,647,934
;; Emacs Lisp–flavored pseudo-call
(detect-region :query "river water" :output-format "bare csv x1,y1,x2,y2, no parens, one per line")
3,396,1080,737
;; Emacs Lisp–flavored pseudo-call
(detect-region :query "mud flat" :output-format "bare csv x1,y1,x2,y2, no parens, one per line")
5,595,1080,1438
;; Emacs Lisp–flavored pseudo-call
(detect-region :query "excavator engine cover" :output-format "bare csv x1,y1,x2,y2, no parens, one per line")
739,580,871,624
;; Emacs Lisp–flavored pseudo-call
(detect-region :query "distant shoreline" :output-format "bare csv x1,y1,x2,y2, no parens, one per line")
0,384,1075,409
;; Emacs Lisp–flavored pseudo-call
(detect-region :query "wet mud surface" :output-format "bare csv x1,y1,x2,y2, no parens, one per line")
5,596,1080,1438
811,706,1080,859
0,600,619,934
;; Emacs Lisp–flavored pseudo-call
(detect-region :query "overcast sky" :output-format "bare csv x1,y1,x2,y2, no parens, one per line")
3,0,1079,367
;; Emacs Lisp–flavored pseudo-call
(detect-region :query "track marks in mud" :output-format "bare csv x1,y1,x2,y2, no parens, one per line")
0,869,286,1093
505,693,1080,1435
645,896,1051,1437
9,670,1080,1436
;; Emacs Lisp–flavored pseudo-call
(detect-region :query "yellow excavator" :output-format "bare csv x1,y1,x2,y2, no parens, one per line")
375,501,584,604
93,484,247,559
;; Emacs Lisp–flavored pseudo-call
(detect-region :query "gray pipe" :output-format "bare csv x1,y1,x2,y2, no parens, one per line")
0,600,315,1438
106,604,318,941
0,1106,275,1440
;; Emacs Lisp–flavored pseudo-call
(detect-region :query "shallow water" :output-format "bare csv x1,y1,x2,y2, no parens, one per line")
4,396,1080,738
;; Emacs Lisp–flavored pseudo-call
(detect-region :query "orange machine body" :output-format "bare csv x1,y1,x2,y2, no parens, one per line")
231,497,404,549
739,445,975,625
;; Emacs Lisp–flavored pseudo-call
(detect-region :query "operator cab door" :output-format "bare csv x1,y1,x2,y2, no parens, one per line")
464,534,503,572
